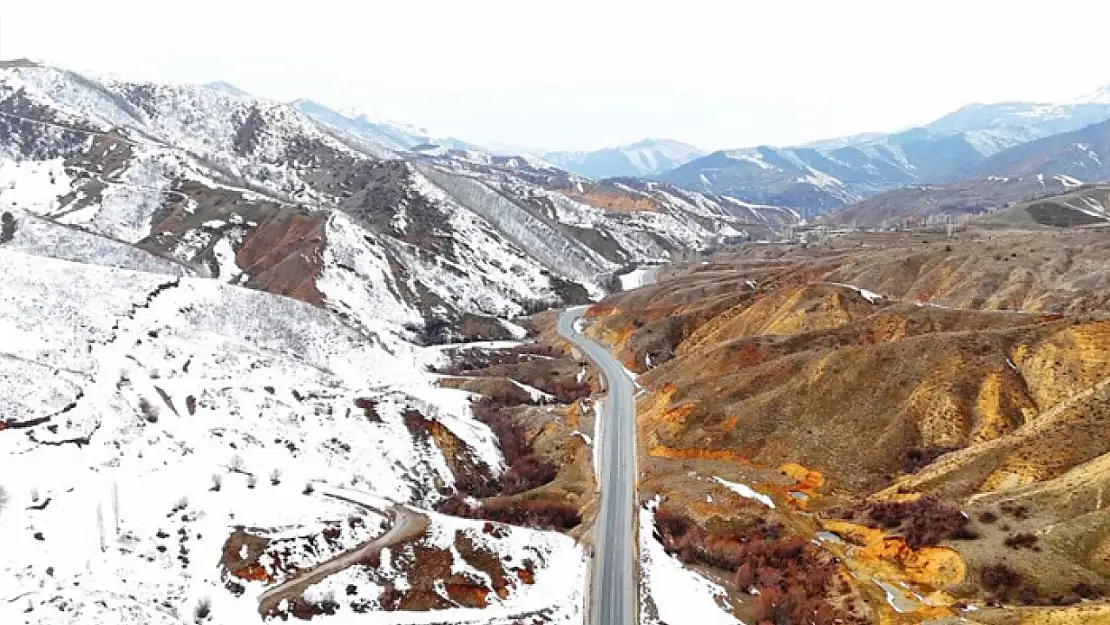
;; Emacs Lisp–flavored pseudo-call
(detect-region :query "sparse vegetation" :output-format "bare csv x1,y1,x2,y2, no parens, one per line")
1003,532,1039,550
528,377,591,403
302,482,315,496
247,474,257,489
977,510,998,524
269,469,282,486
463,397,561,499
210,474,222,492
652,506,863,625
899,445,959,474
980,563,1023,598
829,495,973,548
1000,501,1030,520
438,496,580,531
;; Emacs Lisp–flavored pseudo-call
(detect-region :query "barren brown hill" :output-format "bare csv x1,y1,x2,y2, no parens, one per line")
579,228,1110,624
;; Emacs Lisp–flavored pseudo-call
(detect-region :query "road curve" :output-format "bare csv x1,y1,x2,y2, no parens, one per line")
257,505,428,616
557,307,637,625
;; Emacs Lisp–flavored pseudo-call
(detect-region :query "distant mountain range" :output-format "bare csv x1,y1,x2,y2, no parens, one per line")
199,79,1110,225
543,139,706,179
655,89,1110,217
823,115,1110,227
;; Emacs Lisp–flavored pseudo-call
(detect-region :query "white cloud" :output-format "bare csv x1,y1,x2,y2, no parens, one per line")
6,0,1110,151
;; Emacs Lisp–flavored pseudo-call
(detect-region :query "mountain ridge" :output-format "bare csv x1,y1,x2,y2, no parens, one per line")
544,138,706,180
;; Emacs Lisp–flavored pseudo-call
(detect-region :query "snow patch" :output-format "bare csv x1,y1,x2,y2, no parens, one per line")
711,476,776,509
639,499,742,625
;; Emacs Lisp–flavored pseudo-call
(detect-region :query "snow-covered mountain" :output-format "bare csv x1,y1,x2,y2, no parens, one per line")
968,117,1110,181
660,88,1110,217
543,139,706,180
0,61,788,625
0,63,778,328
291,99,488,154
919,98,1110,155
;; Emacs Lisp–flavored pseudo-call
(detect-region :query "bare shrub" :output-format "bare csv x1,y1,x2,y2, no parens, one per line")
194,597,211,623
270,469,282,486
1004,533,1039,550
210,474,223,492
981,563,1023,594
228,455,245,473
899,446,959,473
247,475,257,489
139,397,160,423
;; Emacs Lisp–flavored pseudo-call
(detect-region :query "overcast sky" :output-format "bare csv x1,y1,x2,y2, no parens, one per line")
6,0,1110,152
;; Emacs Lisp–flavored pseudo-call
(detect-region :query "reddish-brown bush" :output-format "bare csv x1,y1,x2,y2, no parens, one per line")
837,495,973,548
471,398,529,465
977,510,998,524
981,563,1023,594
651,508,861,625
436,397,569,528
452,498,581,531
899,446,959,474
1003,533,1039,550
353,397,381,422
502,454,558,496
531,378,591,404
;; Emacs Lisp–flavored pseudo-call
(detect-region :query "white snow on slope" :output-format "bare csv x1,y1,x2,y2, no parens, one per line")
639,500,743,625
618,267,652,291
0,157,72,212
827,282,885,304
286,509,586,625
711,477,776,509
0,248,592,625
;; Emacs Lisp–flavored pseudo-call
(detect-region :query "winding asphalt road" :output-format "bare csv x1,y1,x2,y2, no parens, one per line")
557,307,637,625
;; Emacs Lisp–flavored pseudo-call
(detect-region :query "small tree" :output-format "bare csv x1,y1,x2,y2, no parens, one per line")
210,474,223,492
111,482,120,536
194,597,212,623
228,455,245,473
270,469,282,486
303,482,315,496
96,504,106,552
247,475,257,489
